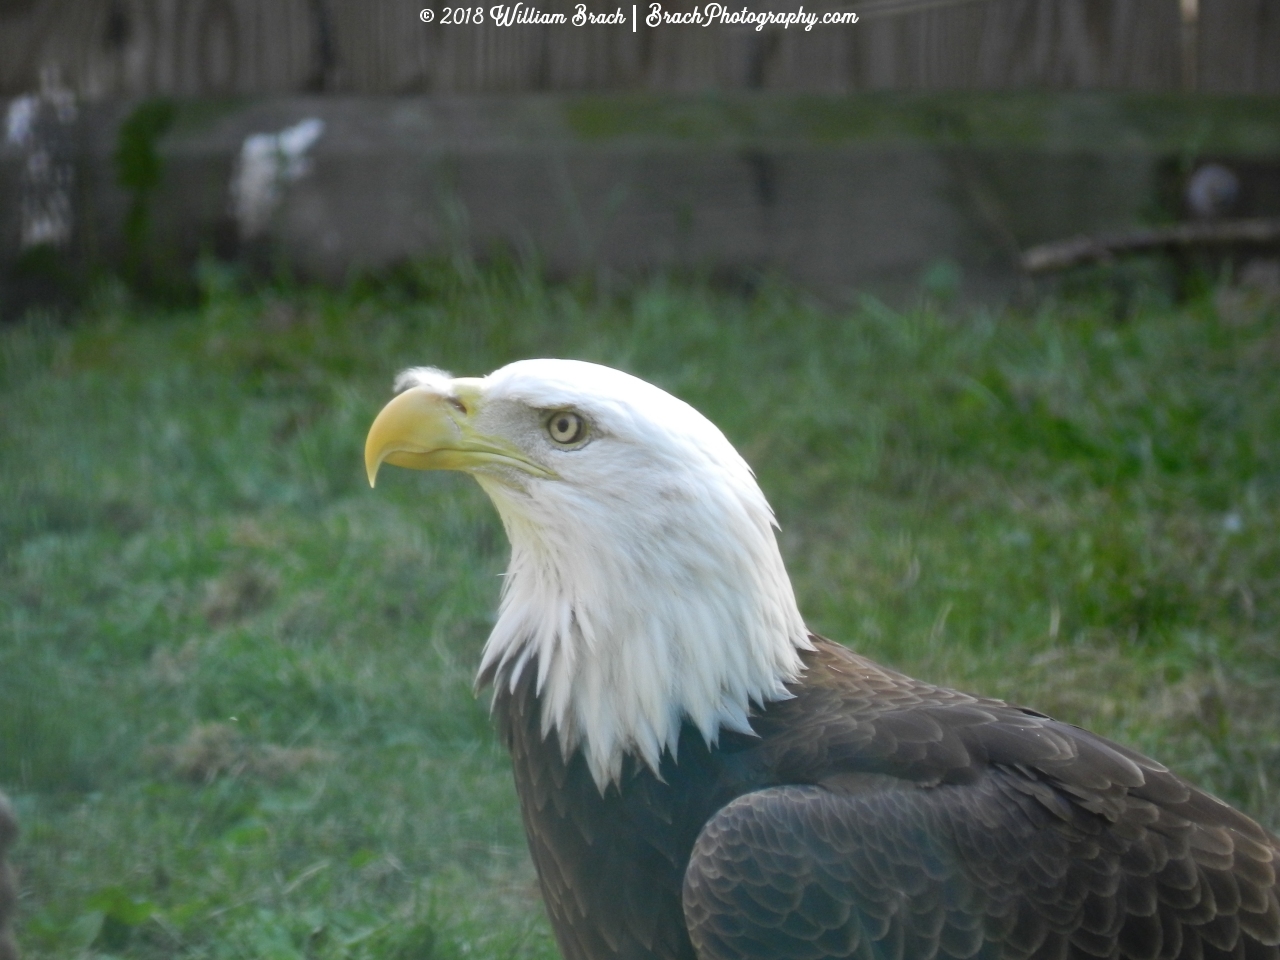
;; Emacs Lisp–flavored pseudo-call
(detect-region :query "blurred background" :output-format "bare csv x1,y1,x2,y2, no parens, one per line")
1,2,1279,959
1,0,1278,307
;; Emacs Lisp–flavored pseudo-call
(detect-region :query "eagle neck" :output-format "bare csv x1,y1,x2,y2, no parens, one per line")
475,476,812,792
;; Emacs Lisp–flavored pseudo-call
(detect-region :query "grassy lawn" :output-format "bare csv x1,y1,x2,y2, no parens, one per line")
2,262,1278,959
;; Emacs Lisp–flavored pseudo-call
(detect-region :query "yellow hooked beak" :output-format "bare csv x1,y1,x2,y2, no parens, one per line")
364,382,556,487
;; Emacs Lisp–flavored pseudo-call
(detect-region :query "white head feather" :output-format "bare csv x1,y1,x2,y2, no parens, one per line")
395,359,812,790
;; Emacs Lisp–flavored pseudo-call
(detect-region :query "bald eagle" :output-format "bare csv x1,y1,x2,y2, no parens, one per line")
365,360,1280,960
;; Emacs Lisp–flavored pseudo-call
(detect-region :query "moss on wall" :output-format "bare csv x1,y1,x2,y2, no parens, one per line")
564,93,1280,155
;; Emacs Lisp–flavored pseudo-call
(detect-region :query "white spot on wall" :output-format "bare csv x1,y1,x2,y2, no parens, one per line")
229,117,325,240
5,68,78,249
5,98,35,147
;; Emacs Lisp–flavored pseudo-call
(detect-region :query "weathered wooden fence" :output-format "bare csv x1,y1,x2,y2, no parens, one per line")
0,0,1276,96
1196,0,1280,94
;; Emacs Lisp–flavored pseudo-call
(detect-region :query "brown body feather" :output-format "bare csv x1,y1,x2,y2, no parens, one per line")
488,638,1280,960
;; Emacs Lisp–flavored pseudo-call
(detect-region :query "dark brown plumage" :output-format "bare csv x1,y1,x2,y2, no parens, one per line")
0,791,18,960
486,639,1280,960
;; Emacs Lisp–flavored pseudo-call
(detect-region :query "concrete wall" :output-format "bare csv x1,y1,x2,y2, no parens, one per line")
4,94,1280,304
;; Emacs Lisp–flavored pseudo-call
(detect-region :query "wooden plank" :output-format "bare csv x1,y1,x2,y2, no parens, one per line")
1199,0,1280,94
0,0,317,98
1020,216,1280,272
846,0,1180,91
0,0,1212,97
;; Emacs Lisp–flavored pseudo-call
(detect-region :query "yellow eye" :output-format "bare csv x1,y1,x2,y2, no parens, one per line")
547,411,587,445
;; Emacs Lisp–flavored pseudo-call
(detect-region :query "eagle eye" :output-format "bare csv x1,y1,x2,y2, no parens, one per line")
546,411,588,446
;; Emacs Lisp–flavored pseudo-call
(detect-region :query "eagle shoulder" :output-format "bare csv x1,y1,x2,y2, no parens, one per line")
685,638,1280,960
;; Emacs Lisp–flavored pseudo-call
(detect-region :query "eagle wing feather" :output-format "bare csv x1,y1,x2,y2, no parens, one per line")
684,641,1280,960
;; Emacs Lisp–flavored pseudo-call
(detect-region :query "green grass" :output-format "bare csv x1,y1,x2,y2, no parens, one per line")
2,261,1279,959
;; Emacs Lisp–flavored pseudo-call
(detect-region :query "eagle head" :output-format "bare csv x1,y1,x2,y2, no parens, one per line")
365,359,810,789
